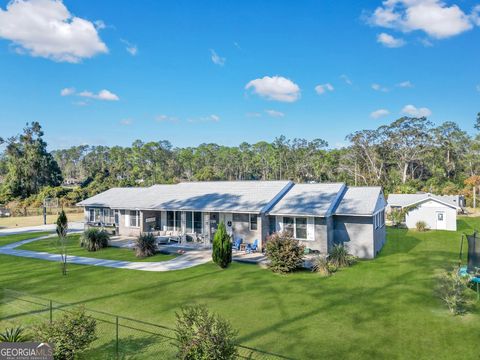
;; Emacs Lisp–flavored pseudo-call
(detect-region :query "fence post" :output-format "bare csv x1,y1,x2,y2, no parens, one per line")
115,316,119,359
49,300,52,324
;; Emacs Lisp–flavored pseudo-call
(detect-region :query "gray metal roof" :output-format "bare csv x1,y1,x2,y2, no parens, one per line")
268,183,346,217
334,186,386,216
387,193,462,210
78,181,293,213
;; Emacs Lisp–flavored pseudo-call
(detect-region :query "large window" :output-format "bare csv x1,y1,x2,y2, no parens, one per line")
175,211,181,231
283,217,308,239
167,211,175,231
185,211,203,233
129,210,139,227
166,211,183,231
249,214,258,231
295,217,307,239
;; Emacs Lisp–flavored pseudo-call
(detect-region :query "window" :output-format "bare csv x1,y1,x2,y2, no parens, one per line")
175,211,182,231
194,212,202,233
283,217,294,237
114,210,119,226
89,209,95,222
268,215,276,235
167,211,175,231
374,211,385,230
437,212,444,221
129,210,139,227
249,214,258,231
295,217,307,239
186,212,193,233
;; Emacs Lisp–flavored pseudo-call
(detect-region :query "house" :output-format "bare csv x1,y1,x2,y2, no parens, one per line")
387,193,463,231
77,181,387,259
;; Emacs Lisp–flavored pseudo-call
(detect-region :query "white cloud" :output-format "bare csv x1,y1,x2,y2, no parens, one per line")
265,109,285,118
188,114,221,123
94,20,106,30
210,114,220,122
371,83,389,92
121,39,137,56
401,104,432,117
78,89,119,101
246,112,262,118
377,32,406,47
210,49,225,66
0,0,108,63
120,118,132,126
397,80,414,88
156,114,179,123
315,83,334,95
370,109,390,119
60,87,75,96
340,74,352,85
245,76,300,102
369,0,477,39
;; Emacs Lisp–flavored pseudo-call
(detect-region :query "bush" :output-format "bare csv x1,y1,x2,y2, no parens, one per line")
416,221,428,232
329,245,356,268
175,305,238,360
312,256,336,276
135,233,157,258
212,222,232,268
80,228,109,251
265,232,305,273
35,307,97,360
436,266,471,315
0,326,29,342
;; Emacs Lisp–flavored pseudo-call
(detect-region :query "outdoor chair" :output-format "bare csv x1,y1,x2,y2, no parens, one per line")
233,238,242,251
246,239,258,253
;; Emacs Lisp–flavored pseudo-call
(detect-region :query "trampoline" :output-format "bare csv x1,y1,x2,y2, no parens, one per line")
459,232,480,300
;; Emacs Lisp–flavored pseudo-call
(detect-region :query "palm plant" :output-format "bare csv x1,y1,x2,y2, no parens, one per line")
0,326,29,342
80,228,109,252
135,233,156,258
329,245,356,268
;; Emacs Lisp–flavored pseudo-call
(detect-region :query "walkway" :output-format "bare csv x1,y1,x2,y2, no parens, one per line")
0,233,212,272
0,222,84,235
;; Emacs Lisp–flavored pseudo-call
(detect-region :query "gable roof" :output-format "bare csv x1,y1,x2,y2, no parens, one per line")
334,187,386,216
78,181,293,213
387,193,462,210
267,183,346,217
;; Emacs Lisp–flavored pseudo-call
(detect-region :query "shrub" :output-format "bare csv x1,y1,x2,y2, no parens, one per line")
35,307,97,360
436,266,471,315
0,326,29,342
312,256,335,277
265,232,305,273
175,305,238,360
416,221,428,232
212,222,232,268
135,233,157,258
80,228,109,252
329,245,356,268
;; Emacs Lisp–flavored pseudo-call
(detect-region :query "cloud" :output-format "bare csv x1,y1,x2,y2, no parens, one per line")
156,114,179,123
188,114,221,123
0,0,108,63
120,119,132,126
371,83,389,92
60,87,75,96
245,76,300,102
340,74,352,85
246,112,262,118
121,39,137,56
476,84,480,92
315,83,334,95
377,32,406,47
265,109,285,118
369,0,478,39
370,109,390,119
210,49,225,66
397,80,414,88
78,89,119,101
401,104,432,117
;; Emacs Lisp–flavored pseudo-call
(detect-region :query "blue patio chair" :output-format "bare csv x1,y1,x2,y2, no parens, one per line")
233,238,242,251
246,239,258,253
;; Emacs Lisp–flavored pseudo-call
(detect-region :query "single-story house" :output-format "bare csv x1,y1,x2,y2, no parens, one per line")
387,193,464,231
77,181,387,259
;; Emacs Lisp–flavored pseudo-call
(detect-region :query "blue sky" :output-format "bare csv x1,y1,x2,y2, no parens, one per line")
0,0,479,150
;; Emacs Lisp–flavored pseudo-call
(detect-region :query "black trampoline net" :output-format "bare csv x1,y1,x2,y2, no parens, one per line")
466,233,480,273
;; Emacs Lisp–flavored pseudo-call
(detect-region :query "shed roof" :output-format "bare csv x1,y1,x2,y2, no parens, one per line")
387,193,461,210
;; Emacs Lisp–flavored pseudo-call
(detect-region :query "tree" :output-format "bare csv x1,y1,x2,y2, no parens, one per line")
56,210,68,276
212,222,232,268
464,175,480,208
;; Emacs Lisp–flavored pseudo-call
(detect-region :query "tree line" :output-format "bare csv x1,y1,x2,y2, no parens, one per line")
1,115,480,208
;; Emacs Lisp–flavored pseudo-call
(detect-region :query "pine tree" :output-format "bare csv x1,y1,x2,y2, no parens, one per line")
212,222,232,268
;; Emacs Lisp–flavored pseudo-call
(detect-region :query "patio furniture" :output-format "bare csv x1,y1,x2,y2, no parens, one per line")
246,239,258,254
233,238,242,251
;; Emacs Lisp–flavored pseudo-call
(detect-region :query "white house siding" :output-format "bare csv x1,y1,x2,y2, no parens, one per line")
405,200,457,231
333,216,375,259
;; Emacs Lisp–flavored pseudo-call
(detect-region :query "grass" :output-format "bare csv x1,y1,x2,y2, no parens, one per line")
0,217,479,359
0,231,53,246
0,212,84,229
16,234,178,262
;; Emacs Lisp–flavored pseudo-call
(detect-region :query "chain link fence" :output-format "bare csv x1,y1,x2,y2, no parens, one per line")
0,289,291,360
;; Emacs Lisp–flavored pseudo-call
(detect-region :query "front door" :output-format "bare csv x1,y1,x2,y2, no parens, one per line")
436,211,446,230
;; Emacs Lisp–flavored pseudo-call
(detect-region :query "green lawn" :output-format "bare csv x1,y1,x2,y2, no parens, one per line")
16,234,178,262
1,218,480,359
0,231,53,246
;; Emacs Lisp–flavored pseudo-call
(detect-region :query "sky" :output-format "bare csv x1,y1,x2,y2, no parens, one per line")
0,0,479,150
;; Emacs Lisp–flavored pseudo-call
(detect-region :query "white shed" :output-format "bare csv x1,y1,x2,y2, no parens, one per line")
387,193,462,231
